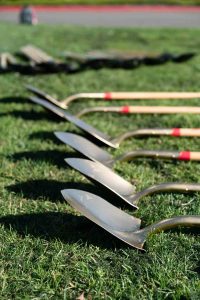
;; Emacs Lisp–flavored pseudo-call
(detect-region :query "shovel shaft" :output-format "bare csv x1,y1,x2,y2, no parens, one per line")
116,150,200,163
64,91,200,106
62,93,105,107
120,106,200,114
130,215,200,250
130,182,200,205
104,92,200,100
27,85,200,108
76,106,200,117
170,128,200,137
113,128,200,146
143,215,200,236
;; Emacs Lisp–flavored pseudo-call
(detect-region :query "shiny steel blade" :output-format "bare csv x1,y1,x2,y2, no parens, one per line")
61,189,141,243
28,96,116,147
61,189,200,250
26,84,58,104
54,132,112,164
65,158,137,208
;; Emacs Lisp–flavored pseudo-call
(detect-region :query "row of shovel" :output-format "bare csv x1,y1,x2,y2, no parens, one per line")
1,45,194,74
26,85,200,250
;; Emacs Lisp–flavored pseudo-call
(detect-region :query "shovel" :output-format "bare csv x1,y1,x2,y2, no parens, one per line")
55,132,200,168
28,95,200,149
26,84,200,109
61,189,200,250
28,95,114,146
65,158,200,208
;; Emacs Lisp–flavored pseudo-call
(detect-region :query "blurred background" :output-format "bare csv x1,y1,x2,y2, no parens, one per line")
0,0,199,27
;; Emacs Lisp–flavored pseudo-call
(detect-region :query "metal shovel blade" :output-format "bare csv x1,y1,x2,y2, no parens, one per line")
26,84,58,104
62,189,141,231
65,158,137,208
61,189,200,250
28,96,116,147
61,189,141,247
54,132,113,164
65,157,200,207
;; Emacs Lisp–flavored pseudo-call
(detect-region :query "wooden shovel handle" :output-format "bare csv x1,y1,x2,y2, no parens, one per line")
183,152,200,160
104,92,200,100
76,106,200,117
120,106,200,114
170,128,200,137
132,128,200,137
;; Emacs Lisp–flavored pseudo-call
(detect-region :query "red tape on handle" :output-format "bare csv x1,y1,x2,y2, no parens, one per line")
178,151,191,160
104,92,112,100
171,128,181,136
121,106,130,113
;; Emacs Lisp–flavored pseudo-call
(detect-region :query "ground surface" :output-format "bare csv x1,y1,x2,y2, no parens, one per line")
0,23,200,299
0,5,200,27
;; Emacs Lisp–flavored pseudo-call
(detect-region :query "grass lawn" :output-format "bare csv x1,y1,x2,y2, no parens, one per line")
0,23,200,299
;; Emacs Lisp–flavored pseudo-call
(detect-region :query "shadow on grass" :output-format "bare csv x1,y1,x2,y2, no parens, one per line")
0,211,199,251
29,130,112,148
10,150,82,168
0,211,128,249
0,109,63,122
29,131,65,145
194,262,200,275
127,158,199,174
6,179,128,208
130,158,175,171
6,180,98,202
0,96,27,104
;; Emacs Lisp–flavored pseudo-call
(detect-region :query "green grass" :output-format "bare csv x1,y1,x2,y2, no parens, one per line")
0,0,200,6
0,23,200,299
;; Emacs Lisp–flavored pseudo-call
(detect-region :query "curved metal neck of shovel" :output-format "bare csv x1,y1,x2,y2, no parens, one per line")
114,150,180,164
26,84,64,108
133,215,200,250
62,93,105,107
112,128,200,147
129,182,200,205
111,128,173,147
114,150,200,164
76,106,121,117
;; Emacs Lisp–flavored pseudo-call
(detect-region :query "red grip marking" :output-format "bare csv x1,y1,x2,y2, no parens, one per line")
104,92,112,100
121,106,130,113
178,151,191,160
171,128,181,136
